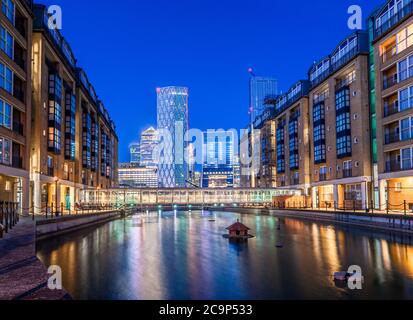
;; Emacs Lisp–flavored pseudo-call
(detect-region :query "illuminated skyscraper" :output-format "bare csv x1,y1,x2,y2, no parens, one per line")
202,131,235,188
129,142,140,164
249,75,278,120
140,127,159,167
157,86,189,188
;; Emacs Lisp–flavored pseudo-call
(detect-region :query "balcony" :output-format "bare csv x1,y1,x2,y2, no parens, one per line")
291,178,300,186
47,167,54,177
384,160,413,173
13,122,24,136
319,173,327,182
382,43,397,63
385,131,400,144
343,169,353,178
12,156,23,169
383,101,399,117
383,73,398,90
374,1,413,40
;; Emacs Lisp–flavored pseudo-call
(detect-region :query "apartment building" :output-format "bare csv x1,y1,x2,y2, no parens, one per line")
308,31,372,210
30,4,118,214
273,81,311,193
370,0,413,210
0,0,32,214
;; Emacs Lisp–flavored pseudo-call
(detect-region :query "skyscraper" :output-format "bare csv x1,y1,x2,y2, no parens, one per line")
249,75,278,120
157,87,189,188
129,142,140,164
140,127,159,167
202,131,235,188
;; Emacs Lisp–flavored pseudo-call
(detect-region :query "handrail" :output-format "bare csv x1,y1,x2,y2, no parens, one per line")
0,202,20,239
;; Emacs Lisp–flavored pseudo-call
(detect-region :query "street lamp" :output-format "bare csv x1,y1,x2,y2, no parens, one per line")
54,176,59,216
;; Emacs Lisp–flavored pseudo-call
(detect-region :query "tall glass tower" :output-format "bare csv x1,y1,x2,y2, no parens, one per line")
129,142,140,164
202,131,235,188
250,76,278,120
140,127,159,167
157,86,189,188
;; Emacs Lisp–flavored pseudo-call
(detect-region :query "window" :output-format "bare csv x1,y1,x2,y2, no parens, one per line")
310,59,330,82
1,0,14,24
343,160,352,171
336,87,352,157
0,25,13,58
331,35,357,65
399,86,413,111
401,147,413,170
398,54,413,82
400,117,413,140
345,184,362,201
0,98,11,129
0,62,13,93
314,145,326,163
395,182,402,192
396,22,413,53
337,136,352,157
0,136,11,165
65,93,76,160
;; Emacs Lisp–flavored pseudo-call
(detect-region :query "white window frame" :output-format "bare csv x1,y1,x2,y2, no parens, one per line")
398,85,413,112
0,61,13,94
0,24,13,58
0,135,12,165
0,98,11,129
1,0,15,25
400,146,413,170
399,116,413,140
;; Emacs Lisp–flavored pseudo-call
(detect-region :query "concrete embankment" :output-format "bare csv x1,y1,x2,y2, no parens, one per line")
217,207,413,235
0,210,128,300
36,210,123,240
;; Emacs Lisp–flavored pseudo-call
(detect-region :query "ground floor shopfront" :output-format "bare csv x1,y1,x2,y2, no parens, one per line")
378,171,413,211
310,176,372,210
0,165,30,215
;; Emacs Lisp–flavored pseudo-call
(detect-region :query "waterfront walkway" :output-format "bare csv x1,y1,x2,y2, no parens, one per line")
0,217,70,300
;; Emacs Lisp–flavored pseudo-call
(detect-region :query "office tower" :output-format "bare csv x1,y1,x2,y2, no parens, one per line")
202,131,235,188
129,142,140,164
118,163,158,188
139,127,158,167
249,76,278,120
156,87,189,188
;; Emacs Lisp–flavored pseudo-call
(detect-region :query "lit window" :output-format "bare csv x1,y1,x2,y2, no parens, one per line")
1,0,15,24
0,25,13,58
0,98,11,129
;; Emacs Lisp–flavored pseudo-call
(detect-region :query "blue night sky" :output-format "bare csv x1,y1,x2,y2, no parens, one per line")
40,0,379,162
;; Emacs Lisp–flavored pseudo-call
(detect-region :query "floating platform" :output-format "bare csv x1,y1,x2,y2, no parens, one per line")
222,234,255,239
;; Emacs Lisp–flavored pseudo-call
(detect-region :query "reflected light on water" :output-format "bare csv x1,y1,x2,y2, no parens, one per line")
36,211,413,300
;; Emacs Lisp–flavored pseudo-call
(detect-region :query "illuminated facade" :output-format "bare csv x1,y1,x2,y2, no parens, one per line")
156,86,189,188
202,131,235,188
118,163,158,188
30,4,118,214
370,0,413,210
129,142,140,164
0,0,32,214
250,76,278,120
139,126,158,167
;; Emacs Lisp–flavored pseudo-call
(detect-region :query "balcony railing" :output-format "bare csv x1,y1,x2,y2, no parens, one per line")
383,73,398,90
382,44,397,63
12,156,23,169
385,132,400,144
13,122,24,136
47,167,54,177
383,101,399,117
319,173,327,182
374,1,413,40
13,87,25,103
343,169,353,178
291,178,300,186
384,161,413,172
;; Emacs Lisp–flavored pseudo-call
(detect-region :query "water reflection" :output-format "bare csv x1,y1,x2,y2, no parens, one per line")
36,211,413,300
